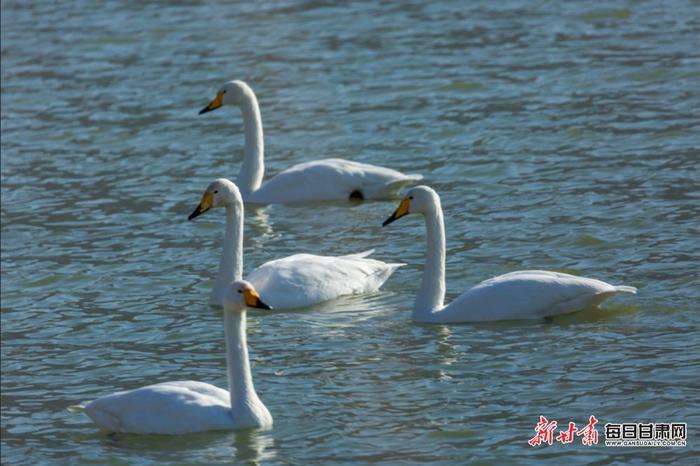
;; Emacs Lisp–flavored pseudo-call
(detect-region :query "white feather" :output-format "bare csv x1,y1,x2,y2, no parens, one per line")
73,381,235,434
69,282,273,435
437,270,636,323
201,80,422,204
248,158,422,204
384,186,637,323
193,179,403,309
248,252,405,309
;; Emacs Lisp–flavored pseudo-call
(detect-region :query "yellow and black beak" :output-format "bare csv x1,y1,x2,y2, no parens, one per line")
188,192,213,221
243,288,272,310
382,197,411,226
199,90,224,115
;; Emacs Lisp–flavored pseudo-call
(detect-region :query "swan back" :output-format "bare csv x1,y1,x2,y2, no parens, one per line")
246,251,404,309
79,381,234,434
437,271,630,322
248,159,423,203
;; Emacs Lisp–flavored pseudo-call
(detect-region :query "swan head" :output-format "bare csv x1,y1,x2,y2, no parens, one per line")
199,80,254,114
223,280,273,312
382,185,440,226
188,178,243,220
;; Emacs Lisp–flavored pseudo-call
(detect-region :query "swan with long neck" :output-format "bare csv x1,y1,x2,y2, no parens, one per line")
68,280,274,434
189,178,404,309
383,186,637,323
199,80,423,203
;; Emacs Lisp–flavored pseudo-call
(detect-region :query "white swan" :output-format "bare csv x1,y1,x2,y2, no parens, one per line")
382,186,637,323
68,280,274,434
199,80,422,203
189,178,403,308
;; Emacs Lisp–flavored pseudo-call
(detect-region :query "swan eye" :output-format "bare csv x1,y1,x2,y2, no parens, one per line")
237,289,242,294
409,196,414,200
222,90,226,94
214,190,218,194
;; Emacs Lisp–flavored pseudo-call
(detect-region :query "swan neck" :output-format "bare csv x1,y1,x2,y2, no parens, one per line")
223,310,259,413
236,93,265,196
414,206,446,319
211,204,243,305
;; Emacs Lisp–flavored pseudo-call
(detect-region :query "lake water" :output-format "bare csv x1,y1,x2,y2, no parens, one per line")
1,0,699,464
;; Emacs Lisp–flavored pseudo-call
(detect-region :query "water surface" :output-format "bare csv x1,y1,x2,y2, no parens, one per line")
2,0,699,464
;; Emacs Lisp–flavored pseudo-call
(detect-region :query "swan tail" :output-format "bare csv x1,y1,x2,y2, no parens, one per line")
365,263,405,290
614,285,637,294
342,249,375,259
376,177,421,199
385,174,423,189
67,404,86,413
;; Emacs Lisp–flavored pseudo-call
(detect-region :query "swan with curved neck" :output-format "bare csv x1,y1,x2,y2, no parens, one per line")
189,178,404,309
199,80,422,203
383,186,637,323
68,280,273,434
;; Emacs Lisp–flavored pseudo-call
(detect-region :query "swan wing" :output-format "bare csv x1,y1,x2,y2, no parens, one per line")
247,251,404,309
439,270,633,322
76,381,233,434
247,158,422,203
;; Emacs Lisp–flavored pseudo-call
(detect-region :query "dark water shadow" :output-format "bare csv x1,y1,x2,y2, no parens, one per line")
79,427,275,464
409,304,640,330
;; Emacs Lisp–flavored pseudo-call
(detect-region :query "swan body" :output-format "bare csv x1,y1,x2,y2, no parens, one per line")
189,178,403,308
199,80,422,204
246,249,402,309
69,281,274,434
68,381,235,434
245,158,422,204
432,270,636,323
383,186,637,323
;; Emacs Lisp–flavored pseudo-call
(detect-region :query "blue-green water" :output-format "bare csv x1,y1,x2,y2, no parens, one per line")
1,1,699,464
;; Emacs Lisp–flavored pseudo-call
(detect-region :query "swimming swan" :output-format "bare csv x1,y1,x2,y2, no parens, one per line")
199,80,423,203
189,178,403,308
68,280,273,434
382,186,637,323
